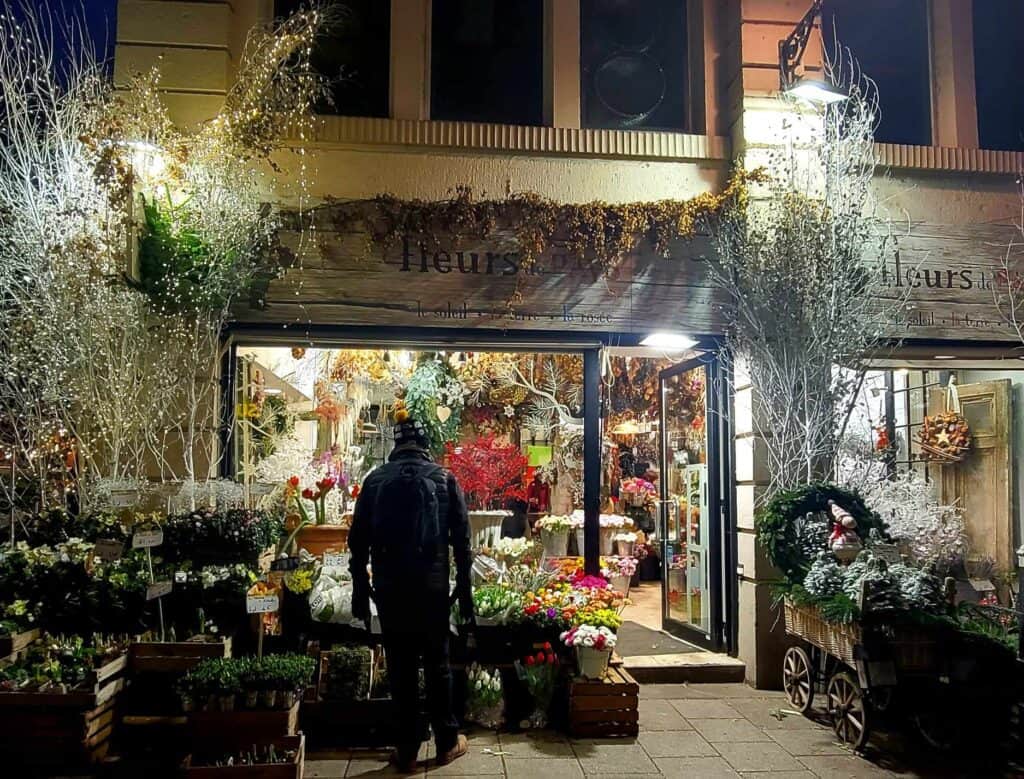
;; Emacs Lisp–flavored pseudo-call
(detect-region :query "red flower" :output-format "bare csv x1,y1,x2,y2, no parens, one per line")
316,477,336,493
350,484,361,499
288,475,300,488
543,642,552,651
301,488,314,500
526,655,535,666
595,634,606,649
547,653,556,665
535,652,545,664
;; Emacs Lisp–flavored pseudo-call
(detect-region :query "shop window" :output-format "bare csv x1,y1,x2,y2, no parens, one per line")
973,1,1024,151
430,0,544,125
274,0,390,118
580,0,688,131
823,0,932,146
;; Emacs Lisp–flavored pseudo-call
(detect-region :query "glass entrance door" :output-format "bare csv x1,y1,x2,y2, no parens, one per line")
659,356,723,650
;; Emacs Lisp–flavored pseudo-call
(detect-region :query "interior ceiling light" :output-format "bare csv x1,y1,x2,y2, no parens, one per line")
640,332,698,351
933,355,957,360
610,420,642,436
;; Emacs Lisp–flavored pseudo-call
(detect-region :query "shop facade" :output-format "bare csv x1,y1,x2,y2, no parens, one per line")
114,0,1024,687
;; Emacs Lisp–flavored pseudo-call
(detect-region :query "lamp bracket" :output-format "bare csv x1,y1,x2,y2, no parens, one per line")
779,0,824,90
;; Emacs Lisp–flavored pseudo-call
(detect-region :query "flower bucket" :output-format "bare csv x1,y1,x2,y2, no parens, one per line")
573,528,585,556
609,574,630,596
218,694,235,712
616,539,635,557
469,511,509,549
260,689,277,709
296,524,349,558
540,528,568,558
576,646,611,680
244,690,258,708
599,528,616,556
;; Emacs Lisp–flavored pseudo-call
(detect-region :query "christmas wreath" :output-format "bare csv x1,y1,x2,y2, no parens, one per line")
755,482,889,583
916,411,971,463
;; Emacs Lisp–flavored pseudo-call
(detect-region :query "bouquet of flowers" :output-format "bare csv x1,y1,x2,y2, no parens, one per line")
514,643,560,728
472,584,521,624
535,515,573,533
491,536,534,566
608,556,637,578
560,624,617,651
620,477,656,507
465,663,504,729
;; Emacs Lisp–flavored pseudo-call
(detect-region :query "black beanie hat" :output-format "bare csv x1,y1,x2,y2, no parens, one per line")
393,415,430,449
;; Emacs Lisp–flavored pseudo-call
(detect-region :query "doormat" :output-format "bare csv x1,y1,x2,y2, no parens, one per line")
616,621,700,657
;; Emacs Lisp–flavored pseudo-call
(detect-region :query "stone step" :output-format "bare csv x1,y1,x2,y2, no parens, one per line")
623,651,746,684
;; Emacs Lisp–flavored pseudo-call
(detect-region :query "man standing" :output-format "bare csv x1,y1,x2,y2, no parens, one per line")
349,409,473,772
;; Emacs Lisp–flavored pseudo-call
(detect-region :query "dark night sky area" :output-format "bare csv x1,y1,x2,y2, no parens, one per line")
9,0,119,71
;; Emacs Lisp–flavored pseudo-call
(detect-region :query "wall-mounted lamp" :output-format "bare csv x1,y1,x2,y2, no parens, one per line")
779,0,848,105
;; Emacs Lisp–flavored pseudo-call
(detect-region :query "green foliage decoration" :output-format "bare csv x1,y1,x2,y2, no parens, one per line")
403,355,464,454
755,482,888,583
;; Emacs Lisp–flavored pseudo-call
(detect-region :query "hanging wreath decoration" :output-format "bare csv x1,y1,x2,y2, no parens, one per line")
917,412,971,463
916,379,971,463
755,482,889,583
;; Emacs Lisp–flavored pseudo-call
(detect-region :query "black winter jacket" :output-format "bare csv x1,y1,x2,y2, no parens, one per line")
348,447,474,626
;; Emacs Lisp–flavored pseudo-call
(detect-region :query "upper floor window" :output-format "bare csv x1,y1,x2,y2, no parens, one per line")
973,0,1024,151
431,0,544,125
824,0,931,146
274,0,390,118
580,0,689,131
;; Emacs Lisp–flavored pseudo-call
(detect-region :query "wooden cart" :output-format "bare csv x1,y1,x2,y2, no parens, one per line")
781,600,944,750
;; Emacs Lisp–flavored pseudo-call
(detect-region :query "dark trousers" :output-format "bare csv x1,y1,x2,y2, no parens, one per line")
381,610,459,762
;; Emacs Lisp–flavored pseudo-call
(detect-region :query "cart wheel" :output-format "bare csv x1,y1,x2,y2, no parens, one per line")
782,646,814,714
827,671,870,750
912,701,961,752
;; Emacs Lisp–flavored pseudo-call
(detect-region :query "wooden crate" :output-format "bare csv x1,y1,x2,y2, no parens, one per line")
0,627,40,659
568,667,639,738
302,698,416,748
129,636,233,673
183,734,304,778
188,701,299,752
0,652,127,766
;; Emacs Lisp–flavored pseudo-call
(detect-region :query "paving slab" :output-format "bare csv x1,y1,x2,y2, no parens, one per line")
715,741,806,773
636,730,718,758
637,699,695,731
653,756,741,778
689,717,773,743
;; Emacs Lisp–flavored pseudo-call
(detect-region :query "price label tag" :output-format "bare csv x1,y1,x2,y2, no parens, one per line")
323,552,349,568
110,490,138,508
93,539,124,562
246,594,280,614
146,580,173,600
310,593,326,614
132,528,164,549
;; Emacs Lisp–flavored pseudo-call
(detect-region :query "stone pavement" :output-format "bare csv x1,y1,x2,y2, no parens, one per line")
306,682,1022,778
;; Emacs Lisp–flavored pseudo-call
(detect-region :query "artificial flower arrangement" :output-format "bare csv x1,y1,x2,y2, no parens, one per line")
286,474,339,527
514,643,560,728
465,662,504,729
445,435,528,510
620,477,656,507
608,555,638,579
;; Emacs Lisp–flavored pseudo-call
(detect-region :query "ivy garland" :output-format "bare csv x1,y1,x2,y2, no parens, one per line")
755,482,888,584
324,173,759,298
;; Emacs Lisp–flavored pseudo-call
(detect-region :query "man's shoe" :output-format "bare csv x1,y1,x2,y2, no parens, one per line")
436,734,469,766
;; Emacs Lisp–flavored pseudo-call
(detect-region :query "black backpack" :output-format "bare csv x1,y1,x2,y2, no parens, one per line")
370,461,446,574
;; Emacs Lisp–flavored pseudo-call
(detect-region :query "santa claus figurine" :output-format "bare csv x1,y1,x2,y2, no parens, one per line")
827,500,862,563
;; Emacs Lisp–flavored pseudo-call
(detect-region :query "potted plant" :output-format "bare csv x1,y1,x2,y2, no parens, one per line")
561,624,617,680
535,515,572,557
210,658,241,711
606,556,637,595
446,436,528,548
239,657,260,708
613,531,637,557
283,475,349,558
513,644,560,728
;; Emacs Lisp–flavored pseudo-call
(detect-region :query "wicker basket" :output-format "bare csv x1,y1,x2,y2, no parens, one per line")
783,600,861,666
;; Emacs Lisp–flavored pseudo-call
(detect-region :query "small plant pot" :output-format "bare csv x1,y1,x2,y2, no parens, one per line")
180,694,194,713
260,689,278,709
576,646,611,680
280,689,297,709
245,690,259,708
615,540,635,557
218,694,235,712
295,524,349,558
205,694,218,712
540,528,568,558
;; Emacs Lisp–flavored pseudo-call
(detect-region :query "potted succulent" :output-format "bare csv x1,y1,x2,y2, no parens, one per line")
561,624,617,680
283,475,349,558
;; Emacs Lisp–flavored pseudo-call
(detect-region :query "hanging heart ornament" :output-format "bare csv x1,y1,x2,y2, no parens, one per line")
436,405,452,423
